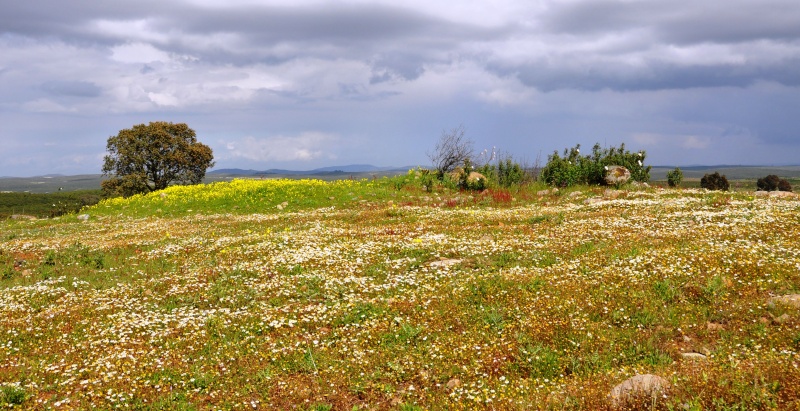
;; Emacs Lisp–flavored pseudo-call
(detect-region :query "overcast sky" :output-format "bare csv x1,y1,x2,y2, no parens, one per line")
2,0,800,177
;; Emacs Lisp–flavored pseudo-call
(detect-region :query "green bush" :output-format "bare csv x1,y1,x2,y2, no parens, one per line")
459,159,487,191
700,172,729,191
539,143,650,187
1,385,26,406
496,157,525,187
757,175,792,192
667,167,684,187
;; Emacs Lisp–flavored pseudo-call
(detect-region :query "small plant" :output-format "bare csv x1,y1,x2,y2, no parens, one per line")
666,167,684,187
1,385,27,406
757,174,792,192
515,342,563,379
701,172,730,191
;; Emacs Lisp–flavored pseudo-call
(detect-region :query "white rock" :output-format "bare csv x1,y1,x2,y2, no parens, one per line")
609,374,670,409
681,352,707,361
768,294,800,309
428,258,463,268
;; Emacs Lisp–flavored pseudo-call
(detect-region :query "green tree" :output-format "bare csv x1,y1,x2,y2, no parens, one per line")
757,174,792,192
700,172,729,191
667,167,684,187
101,122,214,197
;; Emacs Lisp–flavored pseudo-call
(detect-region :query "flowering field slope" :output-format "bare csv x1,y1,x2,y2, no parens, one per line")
2,179,800,410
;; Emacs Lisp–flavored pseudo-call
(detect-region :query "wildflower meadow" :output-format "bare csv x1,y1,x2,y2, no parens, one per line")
2,177,800,409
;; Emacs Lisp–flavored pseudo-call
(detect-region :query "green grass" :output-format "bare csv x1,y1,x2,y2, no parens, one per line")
0,189,103,219
2,176,800,409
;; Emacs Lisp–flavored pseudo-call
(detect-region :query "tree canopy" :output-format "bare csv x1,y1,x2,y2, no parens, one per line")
101,122,214,197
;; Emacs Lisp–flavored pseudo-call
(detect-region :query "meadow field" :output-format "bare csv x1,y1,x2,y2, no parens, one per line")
2,177,800,409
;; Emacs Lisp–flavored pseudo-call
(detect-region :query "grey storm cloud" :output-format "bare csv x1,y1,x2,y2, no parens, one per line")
1,0,800,176
1,1,504,74
491,0,800,92
42,80,102,97
542,0,800,43
5,0,799,92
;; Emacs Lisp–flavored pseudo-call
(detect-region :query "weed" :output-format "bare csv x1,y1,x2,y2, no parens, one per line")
514,342,563,379
483,306,506,330
0,385,26,406
654,278,680,303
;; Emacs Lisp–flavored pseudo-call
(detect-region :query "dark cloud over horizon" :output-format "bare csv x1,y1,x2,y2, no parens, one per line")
1,0,799,177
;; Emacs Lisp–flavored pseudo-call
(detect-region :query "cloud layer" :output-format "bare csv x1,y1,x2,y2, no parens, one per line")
2,0,800,176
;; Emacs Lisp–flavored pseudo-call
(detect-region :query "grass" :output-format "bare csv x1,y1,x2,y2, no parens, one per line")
0,190,103,219
1,177,800,409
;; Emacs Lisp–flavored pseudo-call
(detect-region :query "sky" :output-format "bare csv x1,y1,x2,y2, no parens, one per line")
2,0,800,177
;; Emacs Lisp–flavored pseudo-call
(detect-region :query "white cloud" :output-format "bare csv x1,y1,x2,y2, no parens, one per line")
631,133,662,146
92,19,169,44
110,42,171,64
682,135,711,149
221,132,339,163
21,98,76,113
147,92,179,106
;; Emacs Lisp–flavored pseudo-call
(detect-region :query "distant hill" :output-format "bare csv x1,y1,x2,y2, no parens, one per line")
650,165,800,180
3,165,800,193
209,164,415,176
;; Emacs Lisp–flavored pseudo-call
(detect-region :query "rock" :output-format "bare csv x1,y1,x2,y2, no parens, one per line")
609,374,670,409
10,214,37,220
603,189,621,199
448,167,465,181
467,172,486,184
584,197,604,205
754,190,770,197
770,191,796,198
538,188,559,196
77,214,90,221
569,191,583,198
605,165,631,186
428,258,463,268
446,378,461,390
681,352,707,361
768,294,800,309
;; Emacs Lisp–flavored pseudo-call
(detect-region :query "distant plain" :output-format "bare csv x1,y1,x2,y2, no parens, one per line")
2,165,800,193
